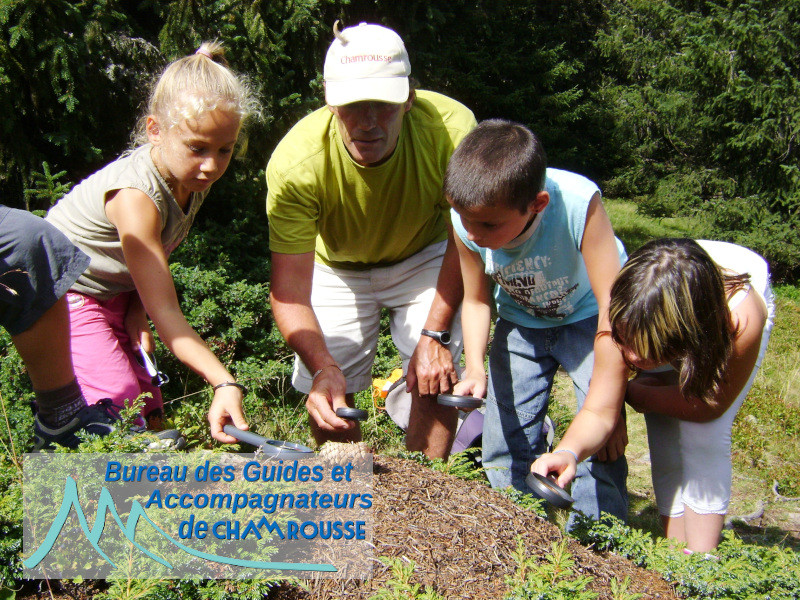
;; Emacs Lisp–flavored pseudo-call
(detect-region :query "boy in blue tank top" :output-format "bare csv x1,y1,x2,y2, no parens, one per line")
445,119,629,526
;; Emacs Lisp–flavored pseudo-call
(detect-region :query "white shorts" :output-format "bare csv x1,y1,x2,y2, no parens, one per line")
645,282,774,518
293,241,463,393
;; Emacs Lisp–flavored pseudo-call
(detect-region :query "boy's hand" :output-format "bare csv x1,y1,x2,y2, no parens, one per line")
452,378,486,398
452,367,487,399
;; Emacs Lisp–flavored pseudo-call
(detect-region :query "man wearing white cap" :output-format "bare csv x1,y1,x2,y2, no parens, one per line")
267,22,476,457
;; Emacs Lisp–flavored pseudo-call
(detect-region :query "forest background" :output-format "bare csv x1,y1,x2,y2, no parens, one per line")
3,0,799,281
1,0,799,595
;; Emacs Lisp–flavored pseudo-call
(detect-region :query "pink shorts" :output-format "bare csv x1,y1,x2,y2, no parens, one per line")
66,291,162,420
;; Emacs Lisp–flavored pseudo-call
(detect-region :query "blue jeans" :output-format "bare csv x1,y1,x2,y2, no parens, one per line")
483,316,628,525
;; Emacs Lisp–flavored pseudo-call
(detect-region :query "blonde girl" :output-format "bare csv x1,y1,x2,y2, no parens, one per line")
47,42,257,443
534,238,773,552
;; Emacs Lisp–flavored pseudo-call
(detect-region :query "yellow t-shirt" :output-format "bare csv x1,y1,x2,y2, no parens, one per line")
266,90,476,269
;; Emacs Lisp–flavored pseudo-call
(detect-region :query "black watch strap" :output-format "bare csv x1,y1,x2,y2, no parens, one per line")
421,328,451,345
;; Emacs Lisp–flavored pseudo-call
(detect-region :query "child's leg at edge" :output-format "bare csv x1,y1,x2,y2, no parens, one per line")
12,295,73,391
11,295,86,427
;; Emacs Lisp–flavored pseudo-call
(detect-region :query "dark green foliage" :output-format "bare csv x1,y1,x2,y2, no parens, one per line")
395,448,487,482
571,515,800,599
499,486,549,519
599,0,800,280
0,0,163,209
0,455,22,587
0,329,34,449
4,0,798,276
0,0,343,208
23,163,72,216
95,577,286,600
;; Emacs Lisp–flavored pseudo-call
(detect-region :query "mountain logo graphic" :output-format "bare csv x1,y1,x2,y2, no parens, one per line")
24,476,337,573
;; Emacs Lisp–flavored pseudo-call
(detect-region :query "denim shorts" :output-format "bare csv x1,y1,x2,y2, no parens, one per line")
483,315,628,523
0,205,89,336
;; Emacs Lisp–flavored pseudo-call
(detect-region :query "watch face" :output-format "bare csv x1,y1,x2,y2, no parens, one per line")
422,329,451,344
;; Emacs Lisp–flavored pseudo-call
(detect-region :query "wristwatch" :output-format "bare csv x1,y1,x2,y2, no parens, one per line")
421,328,451,345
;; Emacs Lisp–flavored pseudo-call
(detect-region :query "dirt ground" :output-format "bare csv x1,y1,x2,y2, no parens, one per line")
269,455,678,600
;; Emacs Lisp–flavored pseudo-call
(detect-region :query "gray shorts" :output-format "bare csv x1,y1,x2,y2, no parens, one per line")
0,205,89,335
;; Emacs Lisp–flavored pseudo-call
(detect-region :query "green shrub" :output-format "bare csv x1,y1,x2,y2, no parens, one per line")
570,516,800,599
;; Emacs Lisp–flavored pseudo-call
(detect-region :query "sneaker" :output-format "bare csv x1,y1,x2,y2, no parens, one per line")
33,402,117,451
33,399,186,451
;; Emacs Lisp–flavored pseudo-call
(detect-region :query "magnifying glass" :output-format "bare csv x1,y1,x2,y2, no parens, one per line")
525,472,575,509
138,347,169,387
223,425,315,459
336,407,369,421
437,393,484,410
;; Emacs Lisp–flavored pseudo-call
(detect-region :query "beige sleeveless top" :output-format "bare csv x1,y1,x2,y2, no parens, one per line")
46,144,207,300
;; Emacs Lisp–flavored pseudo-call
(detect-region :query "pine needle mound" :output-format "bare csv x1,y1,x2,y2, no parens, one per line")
272,454,678,599
317,441,372,465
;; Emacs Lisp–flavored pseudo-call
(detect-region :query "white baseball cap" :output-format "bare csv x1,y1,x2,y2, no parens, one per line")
323,22,411,107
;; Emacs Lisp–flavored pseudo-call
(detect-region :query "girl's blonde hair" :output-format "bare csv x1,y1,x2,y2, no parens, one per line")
134,41,259,145
609,238,749,404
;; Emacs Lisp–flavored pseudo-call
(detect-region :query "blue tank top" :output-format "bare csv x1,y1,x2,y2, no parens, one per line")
452,168,625,328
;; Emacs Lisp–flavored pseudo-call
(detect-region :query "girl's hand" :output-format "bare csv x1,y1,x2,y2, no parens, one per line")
596,413,628,461
208,386,249,443
531,450,578,489
124,294,155,353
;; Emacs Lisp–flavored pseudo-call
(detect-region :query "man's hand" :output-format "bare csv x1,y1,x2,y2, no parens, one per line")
406,335,458,396
305,365,354,431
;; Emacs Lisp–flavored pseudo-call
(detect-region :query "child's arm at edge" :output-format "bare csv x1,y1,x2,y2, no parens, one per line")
106,188,248,443
452,234,492,399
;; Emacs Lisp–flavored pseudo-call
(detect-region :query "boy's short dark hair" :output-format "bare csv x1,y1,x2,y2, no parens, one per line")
444,119,547,213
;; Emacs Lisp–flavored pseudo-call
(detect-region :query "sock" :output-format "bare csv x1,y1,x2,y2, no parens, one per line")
34,380,86,428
